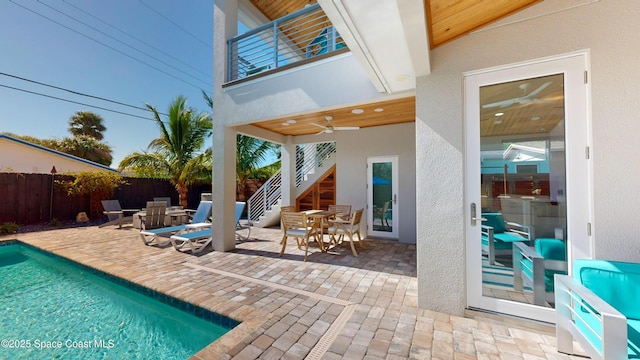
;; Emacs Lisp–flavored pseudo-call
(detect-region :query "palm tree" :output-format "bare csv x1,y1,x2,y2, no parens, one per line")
118,96,212,208
68,111,106,140
202,91,280,200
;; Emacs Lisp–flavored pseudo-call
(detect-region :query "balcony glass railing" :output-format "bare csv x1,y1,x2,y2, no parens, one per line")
227,3,347,82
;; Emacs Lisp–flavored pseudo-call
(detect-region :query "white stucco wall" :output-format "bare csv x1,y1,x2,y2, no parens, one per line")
416,0,640,314
0,138,113,174
335,122,416,243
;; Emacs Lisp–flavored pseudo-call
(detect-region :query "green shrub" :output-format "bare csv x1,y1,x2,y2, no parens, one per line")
0,222,19,235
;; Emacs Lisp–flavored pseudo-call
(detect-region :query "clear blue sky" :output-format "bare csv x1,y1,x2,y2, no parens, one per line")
0,0,214,167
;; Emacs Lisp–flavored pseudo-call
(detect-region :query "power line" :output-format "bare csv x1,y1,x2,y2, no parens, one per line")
35,0,211,86
0,71,169,117
0,83,160,122
61,0,211,78
9,0,209,91
138,0,213,50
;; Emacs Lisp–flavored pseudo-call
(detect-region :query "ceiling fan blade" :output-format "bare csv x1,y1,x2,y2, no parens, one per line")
314,129,327,135
527,81,552,97
334,126,360,131
310,123,327,129
482,99,516,109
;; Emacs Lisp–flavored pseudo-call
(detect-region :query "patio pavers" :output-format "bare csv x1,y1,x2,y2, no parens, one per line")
4,226,585,359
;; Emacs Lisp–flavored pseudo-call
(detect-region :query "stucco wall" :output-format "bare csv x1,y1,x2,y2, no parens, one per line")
0,138,111,174
416,0,640,314
335,122,416,243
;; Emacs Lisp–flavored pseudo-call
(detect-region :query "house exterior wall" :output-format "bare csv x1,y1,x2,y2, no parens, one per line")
0,138,113,174
335,122,416,243
416,0,640,314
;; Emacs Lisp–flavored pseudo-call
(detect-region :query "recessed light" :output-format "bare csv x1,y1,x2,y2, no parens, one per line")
531,116,541,121
286,119,297,124
494,120,503,124
540,128,546,132
282,122,290,126
351,109,364,114
374,108,384,112
495,112,504,117
325,115,333,121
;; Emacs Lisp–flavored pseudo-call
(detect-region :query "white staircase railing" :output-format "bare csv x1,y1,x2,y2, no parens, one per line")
295,142,336,187
246,141,336,224
246,169,281,225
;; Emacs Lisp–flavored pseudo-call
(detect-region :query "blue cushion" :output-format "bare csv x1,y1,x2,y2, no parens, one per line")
482,236,512,250
494,232,527,243
482,213,507,233
535,238,566,261
575,259,640,320
575,306,640,358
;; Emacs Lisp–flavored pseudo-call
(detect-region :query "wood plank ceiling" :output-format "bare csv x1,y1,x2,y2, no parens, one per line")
247,0,545,137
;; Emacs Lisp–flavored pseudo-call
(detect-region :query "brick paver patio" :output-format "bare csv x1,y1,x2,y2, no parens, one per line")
3,225,586,359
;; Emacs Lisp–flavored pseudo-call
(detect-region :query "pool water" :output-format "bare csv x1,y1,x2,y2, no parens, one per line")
0,242,234,359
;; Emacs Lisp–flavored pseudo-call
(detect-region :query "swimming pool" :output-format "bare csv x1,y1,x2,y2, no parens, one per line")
0,241,236,359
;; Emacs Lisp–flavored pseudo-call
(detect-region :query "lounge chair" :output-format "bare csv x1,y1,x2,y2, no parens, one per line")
235,202,251,240
169,229,212,253
99,200,139,229
169,202,246,253
481,212,531,265
139,201,212,246
153,197,172,207
513,238,567,306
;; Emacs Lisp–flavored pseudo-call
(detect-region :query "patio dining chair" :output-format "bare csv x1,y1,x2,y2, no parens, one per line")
280,211,319,262
139,201,167,230
328,208,365,256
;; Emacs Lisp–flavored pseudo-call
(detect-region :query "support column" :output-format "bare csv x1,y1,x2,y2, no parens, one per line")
280,136,296,207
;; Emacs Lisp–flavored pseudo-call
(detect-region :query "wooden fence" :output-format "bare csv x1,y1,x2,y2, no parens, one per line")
0,173,211,225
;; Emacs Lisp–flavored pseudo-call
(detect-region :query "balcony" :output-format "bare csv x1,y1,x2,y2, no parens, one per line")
226,3,347,83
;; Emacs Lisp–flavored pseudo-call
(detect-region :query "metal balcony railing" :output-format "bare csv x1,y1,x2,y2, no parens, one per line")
227,3,347,82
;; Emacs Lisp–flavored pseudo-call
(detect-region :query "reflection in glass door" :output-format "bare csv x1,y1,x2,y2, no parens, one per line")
479,74,568,308
465,52,591,323
367,156,398,238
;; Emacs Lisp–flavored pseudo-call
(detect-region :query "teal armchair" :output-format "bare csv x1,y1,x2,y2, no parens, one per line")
555,259,640,359
481,212,531,265
513,238,567,305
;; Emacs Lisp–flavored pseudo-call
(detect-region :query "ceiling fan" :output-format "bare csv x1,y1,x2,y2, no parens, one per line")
311,116,360,135
482,81,553,109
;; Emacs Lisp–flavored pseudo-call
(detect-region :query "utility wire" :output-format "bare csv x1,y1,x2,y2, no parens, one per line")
0,83,161,122
35,0,211,86
138,0,213,50
0,71,169,117
9,0,208,91
61,0,211,78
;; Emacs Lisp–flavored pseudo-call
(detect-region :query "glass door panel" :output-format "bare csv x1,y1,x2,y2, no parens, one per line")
479,74,567,307
367,156,398,238
465,52,591,323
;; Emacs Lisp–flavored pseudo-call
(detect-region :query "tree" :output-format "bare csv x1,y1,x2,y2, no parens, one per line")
68,111,107,140
118,96,212,208
58,135,113,166
202,91,280,200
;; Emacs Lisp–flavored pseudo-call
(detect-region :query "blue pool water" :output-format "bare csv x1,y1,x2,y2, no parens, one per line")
0,242,236,359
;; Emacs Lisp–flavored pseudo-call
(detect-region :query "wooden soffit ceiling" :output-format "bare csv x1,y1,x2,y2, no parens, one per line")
253,97,416,136
426,0,542,49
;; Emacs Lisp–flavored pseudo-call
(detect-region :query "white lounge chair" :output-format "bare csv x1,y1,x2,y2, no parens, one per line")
139,201,212,246
235,202,251,240
170,202,248,253
170,229,212,253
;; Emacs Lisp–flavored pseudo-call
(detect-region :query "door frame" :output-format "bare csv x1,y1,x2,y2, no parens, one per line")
464,50,593,323
367,155,399,239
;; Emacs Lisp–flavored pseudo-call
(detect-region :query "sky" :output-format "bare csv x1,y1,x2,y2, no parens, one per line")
0,0,214,167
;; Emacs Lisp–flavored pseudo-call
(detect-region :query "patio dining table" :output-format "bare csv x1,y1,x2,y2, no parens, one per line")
302,210,336,252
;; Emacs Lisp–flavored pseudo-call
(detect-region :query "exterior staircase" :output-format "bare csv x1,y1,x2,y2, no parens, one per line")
248,142,336,227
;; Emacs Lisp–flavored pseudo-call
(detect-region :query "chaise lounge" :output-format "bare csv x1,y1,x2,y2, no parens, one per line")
139,200,212,246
